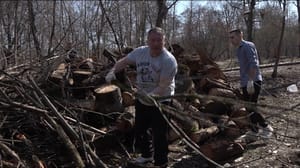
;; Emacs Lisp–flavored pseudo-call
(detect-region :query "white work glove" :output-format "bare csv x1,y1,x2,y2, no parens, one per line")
105,70,116,83
247,80,255,95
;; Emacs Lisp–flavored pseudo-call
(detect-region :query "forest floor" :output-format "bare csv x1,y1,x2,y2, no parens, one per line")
166,59,300,168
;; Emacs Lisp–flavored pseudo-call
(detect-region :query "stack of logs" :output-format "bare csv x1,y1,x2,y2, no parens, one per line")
48,44,253,162
0,45,256,168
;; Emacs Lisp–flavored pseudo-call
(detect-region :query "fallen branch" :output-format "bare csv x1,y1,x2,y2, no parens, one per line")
223,60,300,72
0,141,26,167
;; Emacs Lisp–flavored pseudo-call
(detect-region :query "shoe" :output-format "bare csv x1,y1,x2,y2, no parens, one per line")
236,130,258,143
133,156,153,164
258,125,273,139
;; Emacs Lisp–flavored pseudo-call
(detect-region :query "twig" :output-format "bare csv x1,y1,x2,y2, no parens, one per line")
0,141,25,167
64,116,106,135
28,75,85,167
28,75,80,140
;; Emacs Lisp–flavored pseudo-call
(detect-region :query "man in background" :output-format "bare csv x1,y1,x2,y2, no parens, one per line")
229,28,273,140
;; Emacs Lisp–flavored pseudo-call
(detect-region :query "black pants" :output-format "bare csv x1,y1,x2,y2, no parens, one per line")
134,100,168,166
241,81,268,131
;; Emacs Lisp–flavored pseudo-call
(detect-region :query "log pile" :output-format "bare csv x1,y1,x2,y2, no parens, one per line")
0,45,260,167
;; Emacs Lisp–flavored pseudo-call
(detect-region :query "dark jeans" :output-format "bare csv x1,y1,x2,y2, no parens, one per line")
134,100,169,166
241,81,268,131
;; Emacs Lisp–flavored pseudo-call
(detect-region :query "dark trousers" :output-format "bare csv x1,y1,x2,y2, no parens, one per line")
134,100,168,166
241,81,268,131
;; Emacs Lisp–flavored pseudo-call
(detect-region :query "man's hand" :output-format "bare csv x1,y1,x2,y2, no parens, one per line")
105,70,116,83
247,80,255,94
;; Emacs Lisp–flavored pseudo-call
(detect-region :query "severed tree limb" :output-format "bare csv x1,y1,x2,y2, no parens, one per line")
64,116,107,135
223,60,300,72
43,112,85,168
53,101,109,168
28,75,80,140
1,160,18,168
0,92,84,167
84,144,109,168
0,94,107,168
1,96,109,167
27,75,85,167
0,141,26,167
28,76,108,167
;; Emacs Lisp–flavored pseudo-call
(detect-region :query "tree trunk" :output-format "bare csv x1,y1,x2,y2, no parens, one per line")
272,0,286,78
244,0,255,41
156,0,168,27
47,0,56,58
27,0,42,58
297,0,300,57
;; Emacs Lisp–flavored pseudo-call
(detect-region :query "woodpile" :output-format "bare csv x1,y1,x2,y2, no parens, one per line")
0,46,257,167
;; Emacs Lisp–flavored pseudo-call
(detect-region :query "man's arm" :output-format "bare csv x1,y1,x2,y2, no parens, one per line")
150,59,177,96
111,56,133,73
246,45,259,80
150,77,173,96
106,56,133,83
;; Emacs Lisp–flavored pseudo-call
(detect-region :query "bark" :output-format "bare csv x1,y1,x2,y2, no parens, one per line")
0,141,25,167
27,0,42,58
155,0,177,28
244,0,255,41
156,0,168,27
47,0,56,57
94,84,123,113
272,0,286,78
99,0,122,55
297,0,300,57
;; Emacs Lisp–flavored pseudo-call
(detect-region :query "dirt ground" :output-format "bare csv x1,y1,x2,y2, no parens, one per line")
166,62,300,168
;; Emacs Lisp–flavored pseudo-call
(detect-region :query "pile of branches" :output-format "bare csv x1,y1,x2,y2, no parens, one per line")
0,70,111,168
0,45,265,168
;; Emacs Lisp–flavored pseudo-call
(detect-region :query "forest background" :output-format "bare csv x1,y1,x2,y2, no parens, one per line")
0,0,299,77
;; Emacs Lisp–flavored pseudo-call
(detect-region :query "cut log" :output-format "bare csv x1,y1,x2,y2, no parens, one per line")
72,70,92,83
122,91,135,107
208,87,236,98
94,84,123,113
202,100,231,122
229,107,249,129
115,106,135,133
72,70,92,99
190,126,220,143
199,140,244,161
223,120,243,139
175,64,194,94
50,63,67,80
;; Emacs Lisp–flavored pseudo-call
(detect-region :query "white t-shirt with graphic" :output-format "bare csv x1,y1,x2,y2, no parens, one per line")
127,46,177,98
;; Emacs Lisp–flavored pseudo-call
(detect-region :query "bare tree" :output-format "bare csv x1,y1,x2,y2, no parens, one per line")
297,0,300,57
27,0,42,58
272,0,287,78
156,0,168,27
155,0,177,28
47,0,56,58
243,0,256,41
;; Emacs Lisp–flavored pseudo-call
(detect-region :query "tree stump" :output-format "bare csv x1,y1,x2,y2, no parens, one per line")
94,84,123,114
72,70,92,99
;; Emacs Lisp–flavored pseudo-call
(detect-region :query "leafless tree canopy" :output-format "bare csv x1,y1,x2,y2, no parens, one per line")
0,1,299,71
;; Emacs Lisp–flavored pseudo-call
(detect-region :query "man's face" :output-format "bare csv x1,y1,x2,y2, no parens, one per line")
229,32,240,47
147,32,165,56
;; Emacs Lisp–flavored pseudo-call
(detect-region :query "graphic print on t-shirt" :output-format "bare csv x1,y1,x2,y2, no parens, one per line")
137,61,154,83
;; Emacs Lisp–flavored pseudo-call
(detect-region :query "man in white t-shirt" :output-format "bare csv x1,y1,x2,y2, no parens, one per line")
106,27,177,167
